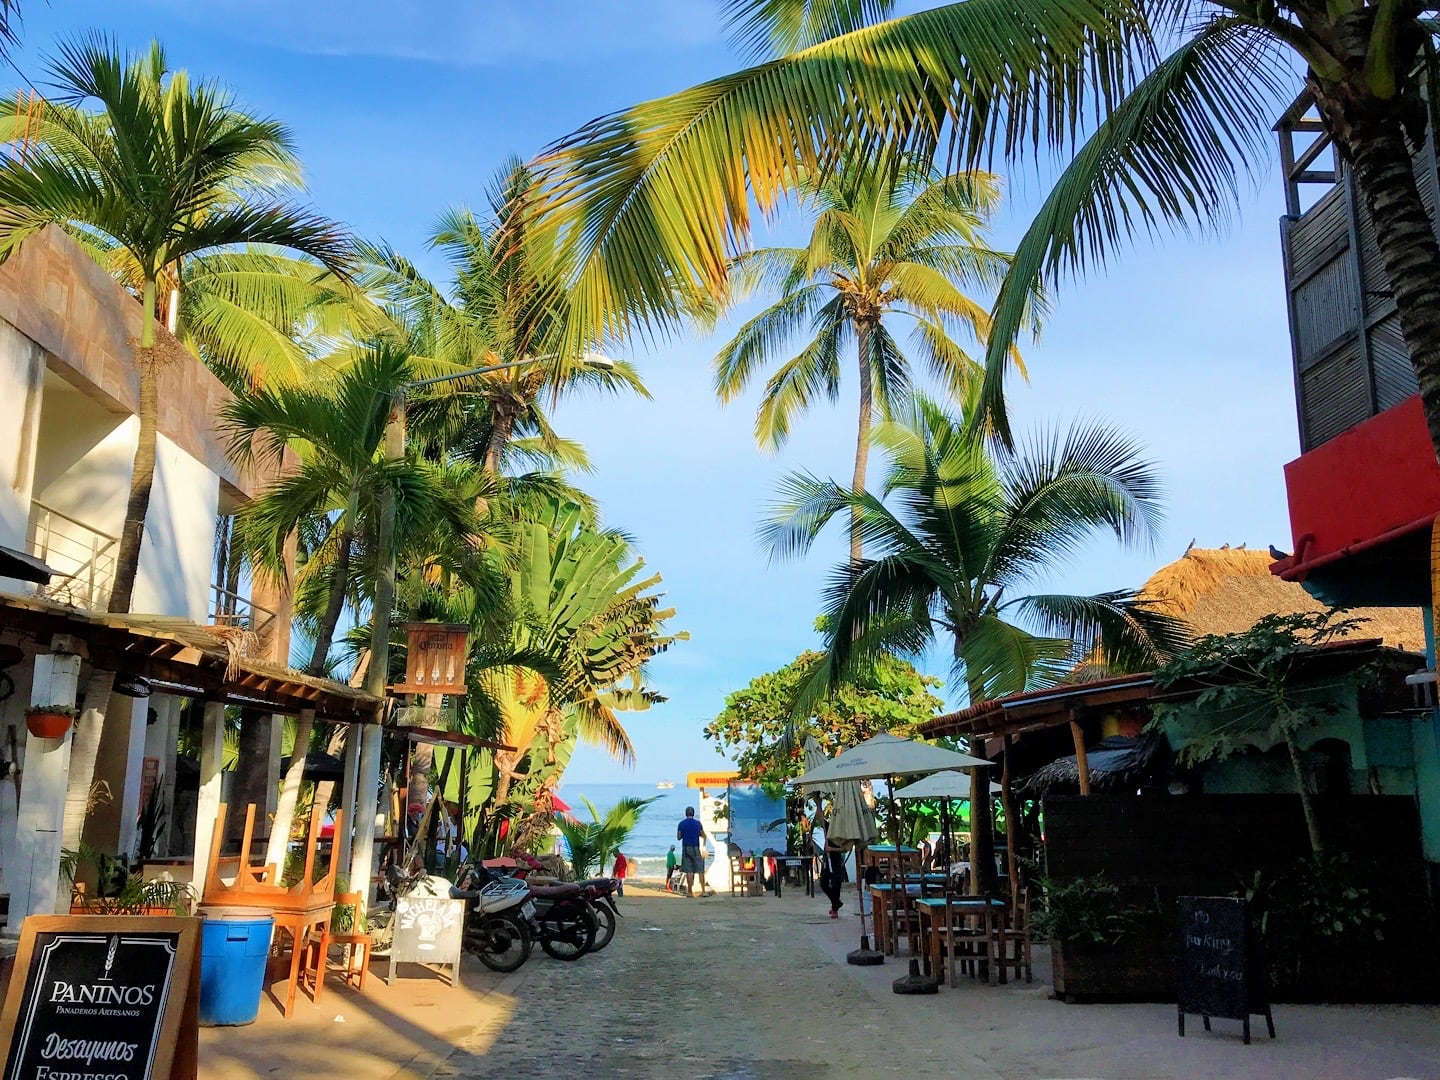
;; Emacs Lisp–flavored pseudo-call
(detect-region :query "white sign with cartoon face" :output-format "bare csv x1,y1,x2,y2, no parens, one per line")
389,895,466,986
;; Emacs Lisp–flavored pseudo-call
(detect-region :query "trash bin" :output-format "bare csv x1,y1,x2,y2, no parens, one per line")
198,908,273,1026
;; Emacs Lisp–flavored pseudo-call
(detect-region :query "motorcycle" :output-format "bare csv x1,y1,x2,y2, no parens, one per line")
451,868,533,973
454,864,599,967
572,876,621,951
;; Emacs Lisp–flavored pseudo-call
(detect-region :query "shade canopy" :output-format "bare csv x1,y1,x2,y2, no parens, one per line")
892,770,1002,800
793,733,990,788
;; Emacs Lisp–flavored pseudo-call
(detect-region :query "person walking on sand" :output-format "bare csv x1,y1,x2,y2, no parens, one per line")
820,834,848,918
677,806,711,896
665,845,678,892
612,851,629,896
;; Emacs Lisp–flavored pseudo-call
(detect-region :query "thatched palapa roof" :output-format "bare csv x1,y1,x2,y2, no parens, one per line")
1138,546,1424,652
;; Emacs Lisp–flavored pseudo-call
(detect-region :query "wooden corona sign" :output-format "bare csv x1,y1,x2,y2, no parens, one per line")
393,623,469,695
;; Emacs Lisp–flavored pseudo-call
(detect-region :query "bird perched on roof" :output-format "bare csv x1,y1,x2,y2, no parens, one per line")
1268,544,1290,560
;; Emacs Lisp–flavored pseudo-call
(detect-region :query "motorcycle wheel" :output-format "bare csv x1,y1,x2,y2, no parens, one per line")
538,899,597,961
590,899,617,951
467,912,531,973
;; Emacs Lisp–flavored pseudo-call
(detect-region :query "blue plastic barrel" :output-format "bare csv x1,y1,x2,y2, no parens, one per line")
198,911,274,1026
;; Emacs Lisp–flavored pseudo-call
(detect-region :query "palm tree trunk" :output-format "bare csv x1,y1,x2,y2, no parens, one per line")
963,679,997,896
1333,112,1440,461
65,275,165,850
305,518,352,676
109,276,161,614
483,405,518,474
408,695,441,807
851,319,875,568
1284,730,1325,856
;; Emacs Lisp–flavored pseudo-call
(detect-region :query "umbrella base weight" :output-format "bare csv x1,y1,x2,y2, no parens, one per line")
848,935,884,966
892,958,939,994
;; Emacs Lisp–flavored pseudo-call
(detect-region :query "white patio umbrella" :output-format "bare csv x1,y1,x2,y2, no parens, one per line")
892,771,1002,800
792,732,990,788
798,737,882,963
794,734,992,979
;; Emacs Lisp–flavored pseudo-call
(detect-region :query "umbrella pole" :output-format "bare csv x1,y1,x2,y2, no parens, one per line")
891,774,936,994
847,838,882,966
943,797,955,987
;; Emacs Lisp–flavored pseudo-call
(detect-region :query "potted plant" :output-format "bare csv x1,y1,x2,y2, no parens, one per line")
1034,876,1170,1002
24,704,77,739
62,845,195,916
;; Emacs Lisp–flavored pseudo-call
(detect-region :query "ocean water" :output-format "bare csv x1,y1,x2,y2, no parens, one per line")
553,781,720,879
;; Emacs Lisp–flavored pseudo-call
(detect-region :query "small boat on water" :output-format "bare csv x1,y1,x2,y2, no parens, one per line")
656,780,675,790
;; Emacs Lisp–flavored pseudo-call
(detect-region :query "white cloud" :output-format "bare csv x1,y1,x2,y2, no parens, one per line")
152,0,719,64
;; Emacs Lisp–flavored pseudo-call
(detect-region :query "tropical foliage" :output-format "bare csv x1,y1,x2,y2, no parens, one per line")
533,0,1440,461
703,649,944,787
438,499,687,857
0,36,350,852
1151,608,1365,854
553,795,658,880
765,395,1181,889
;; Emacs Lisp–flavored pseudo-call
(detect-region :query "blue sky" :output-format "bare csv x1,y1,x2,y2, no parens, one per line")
10,2,1299,783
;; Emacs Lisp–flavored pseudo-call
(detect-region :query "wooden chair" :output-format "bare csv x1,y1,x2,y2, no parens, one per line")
995,887,1033,984
302,891,371,1001
728,845,758,896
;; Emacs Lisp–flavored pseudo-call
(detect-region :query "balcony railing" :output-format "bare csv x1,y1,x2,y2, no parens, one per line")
27,500,117,610
209,583,278,640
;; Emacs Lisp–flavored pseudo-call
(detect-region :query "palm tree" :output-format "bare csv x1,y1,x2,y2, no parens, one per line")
222,343,483,676
764,395,1183,892
534,0,1440,459
554,795,659,879
0,37,349,850
714,155,1022,564
359,161,648,475
447,499,687,854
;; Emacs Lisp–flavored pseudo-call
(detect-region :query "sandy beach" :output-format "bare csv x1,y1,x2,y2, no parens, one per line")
204,880,1440,1079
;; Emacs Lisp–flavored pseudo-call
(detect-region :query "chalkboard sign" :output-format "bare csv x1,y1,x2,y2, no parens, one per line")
388,895,465,987
1176,897,1274,1044
0,916,200,1080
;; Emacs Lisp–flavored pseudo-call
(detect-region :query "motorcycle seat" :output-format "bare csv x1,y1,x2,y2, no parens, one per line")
527,883,582,900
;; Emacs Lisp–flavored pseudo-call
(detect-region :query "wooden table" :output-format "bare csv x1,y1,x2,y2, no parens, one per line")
867,883,925,954
769,855,814,898
915,897,1009,987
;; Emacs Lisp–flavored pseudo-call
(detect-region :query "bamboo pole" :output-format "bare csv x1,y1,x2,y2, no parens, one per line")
1070,717,1091,796
1001,733,1020,911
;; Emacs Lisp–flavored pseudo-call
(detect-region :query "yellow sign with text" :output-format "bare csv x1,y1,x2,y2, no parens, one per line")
685,770,742,788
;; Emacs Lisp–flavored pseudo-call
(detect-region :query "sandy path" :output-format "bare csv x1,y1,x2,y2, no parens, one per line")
430,880,1440,1080
432,881,997,1079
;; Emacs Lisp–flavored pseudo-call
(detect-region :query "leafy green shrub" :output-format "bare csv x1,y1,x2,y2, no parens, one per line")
1032,875,1136,947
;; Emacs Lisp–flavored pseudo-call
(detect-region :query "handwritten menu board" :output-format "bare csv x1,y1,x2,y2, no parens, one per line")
0,916,199,1080
1176,896,1274,1044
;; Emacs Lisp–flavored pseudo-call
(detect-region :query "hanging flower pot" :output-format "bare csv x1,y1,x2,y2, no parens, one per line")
25,706,76,739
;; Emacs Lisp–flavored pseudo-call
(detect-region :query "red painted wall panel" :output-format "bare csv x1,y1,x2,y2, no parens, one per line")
1283,395,1440,566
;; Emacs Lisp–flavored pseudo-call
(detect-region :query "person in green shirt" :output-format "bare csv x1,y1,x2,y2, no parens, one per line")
665,845,678,892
